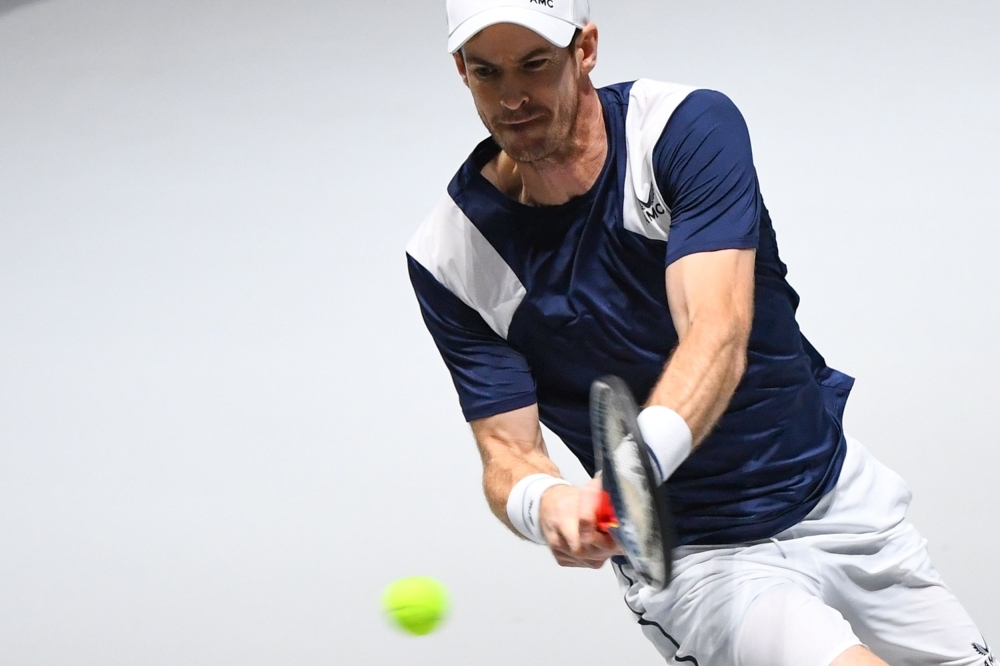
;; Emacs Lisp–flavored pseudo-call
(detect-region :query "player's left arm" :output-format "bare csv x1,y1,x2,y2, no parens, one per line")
648,247,755,446
638,90,761,460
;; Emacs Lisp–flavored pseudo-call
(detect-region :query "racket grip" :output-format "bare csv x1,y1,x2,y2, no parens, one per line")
596,491,618,532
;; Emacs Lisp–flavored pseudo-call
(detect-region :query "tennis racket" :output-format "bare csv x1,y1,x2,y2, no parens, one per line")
591,375,676,590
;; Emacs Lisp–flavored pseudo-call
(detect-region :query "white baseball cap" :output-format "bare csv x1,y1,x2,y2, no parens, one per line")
446,0,590,54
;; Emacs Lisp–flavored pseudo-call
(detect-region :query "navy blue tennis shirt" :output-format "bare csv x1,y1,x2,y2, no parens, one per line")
406,80,854,546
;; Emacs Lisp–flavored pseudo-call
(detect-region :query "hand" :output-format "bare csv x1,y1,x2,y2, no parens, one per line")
538,476,622,568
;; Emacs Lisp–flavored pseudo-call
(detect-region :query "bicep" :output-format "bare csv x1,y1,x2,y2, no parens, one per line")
665,248,755,340
655,93,760,337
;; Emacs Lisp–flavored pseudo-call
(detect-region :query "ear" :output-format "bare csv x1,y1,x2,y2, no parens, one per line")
575,23,599,76
453,52,470,88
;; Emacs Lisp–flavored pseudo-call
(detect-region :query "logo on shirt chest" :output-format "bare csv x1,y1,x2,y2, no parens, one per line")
639,186,667,223
528,0,555,6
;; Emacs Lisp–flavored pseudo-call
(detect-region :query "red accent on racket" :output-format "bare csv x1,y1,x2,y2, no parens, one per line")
591,375,676,590
596,490,618,531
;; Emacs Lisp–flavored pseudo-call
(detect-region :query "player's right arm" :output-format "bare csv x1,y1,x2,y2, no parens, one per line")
407,219,616,567
471,405,619,568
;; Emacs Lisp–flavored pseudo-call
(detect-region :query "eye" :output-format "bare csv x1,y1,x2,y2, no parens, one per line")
524,58,548,71
472,66,496,80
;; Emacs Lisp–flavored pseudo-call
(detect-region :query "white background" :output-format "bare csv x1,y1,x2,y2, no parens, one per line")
1,1,997,664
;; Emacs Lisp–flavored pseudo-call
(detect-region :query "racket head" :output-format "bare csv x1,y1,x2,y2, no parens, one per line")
590,375,676,590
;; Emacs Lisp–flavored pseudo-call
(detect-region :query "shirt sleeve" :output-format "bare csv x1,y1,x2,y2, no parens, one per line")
654,89,762,267
407,253,537,422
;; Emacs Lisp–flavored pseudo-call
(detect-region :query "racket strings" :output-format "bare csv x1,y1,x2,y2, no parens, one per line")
594,384,667,587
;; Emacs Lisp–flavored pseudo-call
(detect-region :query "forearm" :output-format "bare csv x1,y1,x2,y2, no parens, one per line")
646,318,748,446
471,408,560,532
472,412,619,565
481,438,560,529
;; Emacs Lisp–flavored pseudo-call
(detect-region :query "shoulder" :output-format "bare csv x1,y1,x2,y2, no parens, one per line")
406,138,496,276
619,80,704,180
598,80,747,150
405,190,469,275
622,79,698,130
624,81,746,143
665,88,749,138
596,81,635,107
406,188,525,340
652,88,754,177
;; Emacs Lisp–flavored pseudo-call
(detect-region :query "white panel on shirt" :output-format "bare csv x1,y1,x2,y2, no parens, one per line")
622,79,697,242
406,193,526,340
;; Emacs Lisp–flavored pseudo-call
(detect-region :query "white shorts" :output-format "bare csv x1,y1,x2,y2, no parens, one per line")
614,435,990,666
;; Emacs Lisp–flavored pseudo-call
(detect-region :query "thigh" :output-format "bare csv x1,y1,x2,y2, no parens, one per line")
735,584,862,666
824,521,990,666
803,437,991,665
613,547,861,666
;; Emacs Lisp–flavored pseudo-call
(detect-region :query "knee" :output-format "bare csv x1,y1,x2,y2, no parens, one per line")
829,646,891,666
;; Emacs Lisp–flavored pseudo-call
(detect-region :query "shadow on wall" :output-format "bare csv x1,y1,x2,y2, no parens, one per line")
0,0,48,18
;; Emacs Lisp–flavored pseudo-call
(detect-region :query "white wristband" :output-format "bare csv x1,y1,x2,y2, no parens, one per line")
637,406,693,486
506,474,570,544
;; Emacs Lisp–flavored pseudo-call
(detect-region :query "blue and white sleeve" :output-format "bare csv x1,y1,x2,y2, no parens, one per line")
654,89,762,267
407,254,537,422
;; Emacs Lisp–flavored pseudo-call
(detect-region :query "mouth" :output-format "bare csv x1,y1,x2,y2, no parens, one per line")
497,113,545,128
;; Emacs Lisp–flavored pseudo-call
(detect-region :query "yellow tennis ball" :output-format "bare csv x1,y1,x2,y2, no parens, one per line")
382,576,449,636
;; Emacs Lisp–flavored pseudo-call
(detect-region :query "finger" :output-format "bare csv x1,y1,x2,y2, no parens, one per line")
543,521,567,550
553,551,589,568
552,542,605,568
563,508,582,555
579,481,610,552
578,483,601,539
554,543,616,569
584,542,620,562
575,553,611,569
592,529,620,553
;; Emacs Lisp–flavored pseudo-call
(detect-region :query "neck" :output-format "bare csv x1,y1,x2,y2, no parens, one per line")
494,85,607,207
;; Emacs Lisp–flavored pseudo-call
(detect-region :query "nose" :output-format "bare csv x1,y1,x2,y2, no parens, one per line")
499,79,528,111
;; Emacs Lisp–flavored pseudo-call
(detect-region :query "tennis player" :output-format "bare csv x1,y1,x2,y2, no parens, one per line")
406,1,991,664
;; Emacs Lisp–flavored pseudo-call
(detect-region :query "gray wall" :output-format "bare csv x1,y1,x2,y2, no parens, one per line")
1,1,996,664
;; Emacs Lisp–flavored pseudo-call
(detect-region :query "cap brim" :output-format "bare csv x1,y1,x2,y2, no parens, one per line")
448,7,577,54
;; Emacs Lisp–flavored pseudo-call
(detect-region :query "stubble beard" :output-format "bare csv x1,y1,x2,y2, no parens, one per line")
480,79,581,165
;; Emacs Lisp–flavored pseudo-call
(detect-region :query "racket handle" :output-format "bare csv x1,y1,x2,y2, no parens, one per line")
596,491,618,532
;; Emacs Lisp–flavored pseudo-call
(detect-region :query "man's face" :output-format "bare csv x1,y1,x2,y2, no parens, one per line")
456,23,582,163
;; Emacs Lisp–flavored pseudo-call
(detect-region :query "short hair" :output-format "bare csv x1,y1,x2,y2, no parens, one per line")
568,28,582,51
